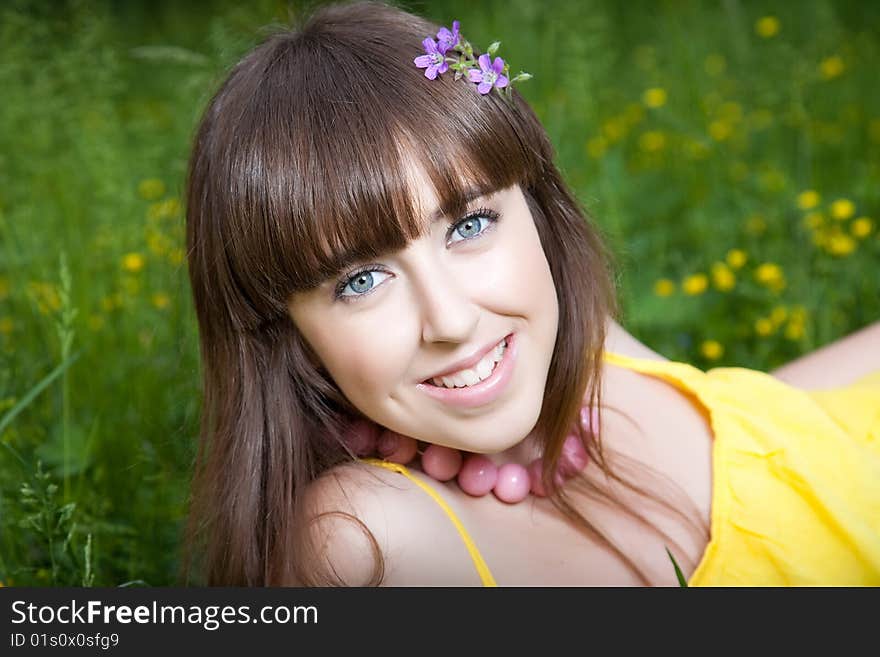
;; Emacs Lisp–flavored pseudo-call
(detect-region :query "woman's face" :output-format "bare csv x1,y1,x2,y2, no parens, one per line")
287,170,559,453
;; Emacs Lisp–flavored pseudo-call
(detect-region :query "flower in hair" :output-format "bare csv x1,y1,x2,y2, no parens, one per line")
468,54,509,95
413,20,531,100
414,37,450,80
436,19,460,50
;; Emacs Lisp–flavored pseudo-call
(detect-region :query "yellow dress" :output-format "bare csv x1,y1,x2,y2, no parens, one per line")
361,350,880,586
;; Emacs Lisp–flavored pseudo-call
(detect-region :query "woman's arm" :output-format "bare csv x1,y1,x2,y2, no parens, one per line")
769,320,880,391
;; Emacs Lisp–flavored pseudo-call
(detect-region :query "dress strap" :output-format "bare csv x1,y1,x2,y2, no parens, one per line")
359,457,498,587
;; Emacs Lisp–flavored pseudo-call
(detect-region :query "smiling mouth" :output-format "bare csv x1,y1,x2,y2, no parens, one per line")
422,336,509,389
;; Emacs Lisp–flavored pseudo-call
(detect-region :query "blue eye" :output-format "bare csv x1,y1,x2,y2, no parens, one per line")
447,208,500,244
333,207,501,303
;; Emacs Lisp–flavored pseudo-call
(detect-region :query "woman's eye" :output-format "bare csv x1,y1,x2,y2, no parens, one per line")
448,208,500,245
333,208,500,302
336,269,391,301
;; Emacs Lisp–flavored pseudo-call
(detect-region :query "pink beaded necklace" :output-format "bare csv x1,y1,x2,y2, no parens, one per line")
344,405,598,504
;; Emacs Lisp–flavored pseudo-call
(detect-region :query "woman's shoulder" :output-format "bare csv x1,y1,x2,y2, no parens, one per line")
603,316,669,362
301,460,486,586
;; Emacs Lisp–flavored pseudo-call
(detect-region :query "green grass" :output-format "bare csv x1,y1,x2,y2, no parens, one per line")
0,0,878,586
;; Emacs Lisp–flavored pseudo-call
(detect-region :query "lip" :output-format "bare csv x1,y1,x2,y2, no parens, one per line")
415,332,516,409
422,334,510,381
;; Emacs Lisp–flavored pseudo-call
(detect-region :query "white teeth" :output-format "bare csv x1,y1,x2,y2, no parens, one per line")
430,337,509,389
475,358,493,380
460,369,480,386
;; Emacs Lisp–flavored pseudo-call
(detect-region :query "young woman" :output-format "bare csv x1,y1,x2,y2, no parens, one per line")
182,1,880,586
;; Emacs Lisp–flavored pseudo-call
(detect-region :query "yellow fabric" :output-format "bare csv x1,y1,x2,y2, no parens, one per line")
361,350,880,586
603,350,880,586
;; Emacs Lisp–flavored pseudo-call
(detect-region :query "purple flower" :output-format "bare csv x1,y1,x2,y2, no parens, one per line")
413,37,449,80
467,54,509,94
436,20,460,50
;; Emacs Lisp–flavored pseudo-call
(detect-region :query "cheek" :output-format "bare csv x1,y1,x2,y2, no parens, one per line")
474,222,557,317
315,318,412,403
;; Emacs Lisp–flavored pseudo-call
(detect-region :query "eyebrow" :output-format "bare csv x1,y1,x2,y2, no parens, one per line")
326,185,493,281
426,186,489,224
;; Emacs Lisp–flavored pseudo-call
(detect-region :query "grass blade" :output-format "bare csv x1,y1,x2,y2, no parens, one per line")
665,547,689,588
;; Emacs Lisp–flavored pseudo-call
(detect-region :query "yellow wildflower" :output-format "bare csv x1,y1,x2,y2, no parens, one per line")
710,262,736,292
639,131,667,152
797,190,821,210
745,215,767,235
586,136,607,159
685,140,710,160
643,87,668,108
101,292,125,312
830,198,855,220
784,307,807,340
725,249,748,269
152,293,171,310
602,118,627,142
653,278,676,297
754,263,786,292
802,212,824,230
682,273,709,296
168,248,186,266
770,305,788,327
755,16,780,38
819,55,844,80
26,282,61,315
704,54,726,76
122,253,145,273
138,178,166,200
784,322,805,341
826,233,856,256
147,198,181,222
759,168,786,193
0,317,12,335
811,229,829,248
754,317,775,336
851,217,874,238
147,231,171,256
709,120,732,141
700,340,724,360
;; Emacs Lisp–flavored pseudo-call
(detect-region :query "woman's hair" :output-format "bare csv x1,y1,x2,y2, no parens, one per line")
182,0,707,586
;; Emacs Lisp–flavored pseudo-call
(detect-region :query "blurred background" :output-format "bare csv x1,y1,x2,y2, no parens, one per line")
0,0,877,586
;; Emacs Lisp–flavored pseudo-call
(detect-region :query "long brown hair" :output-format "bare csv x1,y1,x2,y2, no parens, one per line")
182,0,706,586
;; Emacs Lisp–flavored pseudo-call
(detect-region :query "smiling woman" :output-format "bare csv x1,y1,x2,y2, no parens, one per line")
181,0,880,587
287,181,560,455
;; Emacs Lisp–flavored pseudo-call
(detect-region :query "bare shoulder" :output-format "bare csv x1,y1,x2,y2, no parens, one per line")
301,460,485,586
769,320,880,390
603,316,668,361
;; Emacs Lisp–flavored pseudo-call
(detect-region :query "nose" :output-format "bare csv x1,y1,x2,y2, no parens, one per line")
410,258,480,344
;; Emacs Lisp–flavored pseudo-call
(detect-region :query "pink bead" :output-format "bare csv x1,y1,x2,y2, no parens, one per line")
346,419,379,456
527,459,547,497
458,455,498,496
493,463,530,503
377,430,419,464
421,445,462,481
528,458,566,497
558,434,589,478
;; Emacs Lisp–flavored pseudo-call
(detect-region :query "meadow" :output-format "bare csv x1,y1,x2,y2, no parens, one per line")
1,0,877,586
